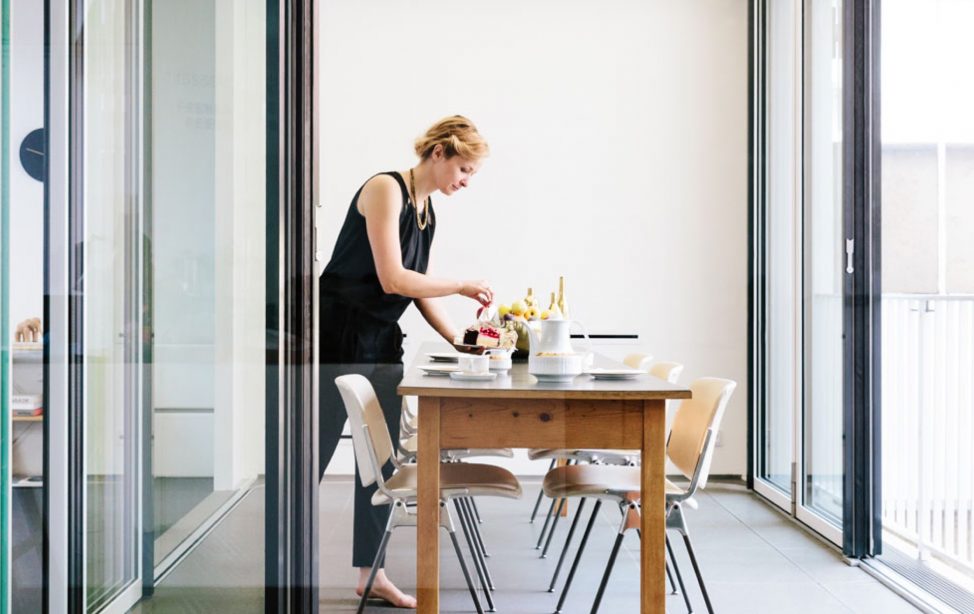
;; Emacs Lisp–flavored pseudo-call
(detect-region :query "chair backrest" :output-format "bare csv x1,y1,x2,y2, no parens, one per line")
335,374,396,488
667,377,736,489
649,361,684,384
623,353,653,372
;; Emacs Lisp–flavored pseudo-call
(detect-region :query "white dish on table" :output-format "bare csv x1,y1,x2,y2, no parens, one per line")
427,352,461,362
486,348,513,372
586,368,644,380
419,364,459,376
532,373,579,383
449,371,497,382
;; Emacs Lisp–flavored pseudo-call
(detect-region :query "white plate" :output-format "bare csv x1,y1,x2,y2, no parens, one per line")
419,365,459,376
533,373,579,383
449,371,497,382
586,368,644,380
427,352,462,362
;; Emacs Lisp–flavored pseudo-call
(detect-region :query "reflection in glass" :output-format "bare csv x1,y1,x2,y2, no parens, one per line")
7,1,48,611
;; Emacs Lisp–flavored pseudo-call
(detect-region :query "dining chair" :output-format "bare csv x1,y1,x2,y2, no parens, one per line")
335,374,523,614
525,352,652,524
523,359,683,562
623,352,654,372
542,377,737,614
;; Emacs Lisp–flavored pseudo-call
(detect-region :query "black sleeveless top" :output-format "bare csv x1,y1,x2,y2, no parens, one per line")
319,172,435,362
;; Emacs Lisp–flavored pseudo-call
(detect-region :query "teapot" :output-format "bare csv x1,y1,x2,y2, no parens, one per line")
523,318,592,381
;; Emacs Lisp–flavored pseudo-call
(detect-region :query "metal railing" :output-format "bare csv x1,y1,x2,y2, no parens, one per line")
882,294,974,575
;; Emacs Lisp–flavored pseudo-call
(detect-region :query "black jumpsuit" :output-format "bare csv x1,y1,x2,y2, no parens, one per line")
318,171,434,567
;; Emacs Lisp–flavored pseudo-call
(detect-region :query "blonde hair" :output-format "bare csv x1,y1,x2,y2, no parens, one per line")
414,115,489,161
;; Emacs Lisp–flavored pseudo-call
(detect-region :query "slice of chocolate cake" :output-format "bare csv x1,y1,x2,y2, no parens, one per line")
462,327,480,346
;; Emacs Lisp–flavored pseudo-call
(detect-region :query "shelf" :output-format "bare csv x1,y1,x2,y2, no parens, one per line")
12,415,44,422
12,476,44,488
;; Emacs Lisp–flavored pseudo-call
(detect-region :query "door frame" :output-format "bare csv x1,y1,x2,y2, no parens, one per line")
840,0,881,559
264,0,319,611
748,0,880,557
46,0,321,611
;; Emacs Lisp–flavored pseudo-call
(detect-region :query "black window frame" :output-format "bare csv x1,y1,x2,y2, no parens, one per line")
748,0,881,559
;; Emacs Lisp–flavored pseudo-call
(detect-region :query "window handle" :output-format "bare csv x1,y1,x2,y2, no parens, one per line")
845,239,854,274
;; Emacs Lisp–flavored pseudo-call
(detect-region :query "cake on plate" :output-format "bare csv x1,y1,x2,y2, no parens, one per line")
458,321,517,350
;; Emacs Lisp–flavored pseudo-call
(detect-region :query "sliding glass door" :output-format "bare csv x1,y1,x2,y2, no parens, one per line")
80,4,145,609
753,0,849,546
800,0,845,536
42,0,318,611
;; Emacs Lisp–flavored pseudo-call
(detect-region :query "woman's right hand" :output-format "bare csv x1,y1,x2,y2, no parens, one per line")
458,280,494,307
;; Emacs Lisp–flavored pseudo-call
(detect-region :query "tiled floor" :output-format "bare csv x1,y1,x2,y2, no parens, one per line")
134,479,921,613
318,479,918,613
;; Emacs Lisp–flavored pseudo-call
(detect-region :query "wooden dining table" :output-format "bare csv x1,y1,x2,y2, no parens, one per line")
398,342,692,613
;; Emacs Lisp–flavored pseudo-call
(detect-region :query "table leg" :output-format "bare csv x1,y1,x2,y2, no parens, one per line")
417,396,441,613
641,399,666,613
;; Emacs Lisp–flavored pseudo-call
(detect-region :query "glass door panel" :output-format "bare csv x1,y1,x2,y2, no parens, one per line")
760,0,801,499
802,0,844,529
6,2,49,610
82,0,143,609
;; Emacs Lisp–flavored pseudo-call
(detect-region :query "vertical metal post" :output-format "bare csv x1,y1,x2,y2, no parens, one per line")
265,0,318,611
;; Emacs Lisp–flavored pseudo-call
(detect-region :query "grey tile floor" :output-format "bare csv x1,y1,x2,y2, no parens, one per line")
319,480,920,614
134,479,921,613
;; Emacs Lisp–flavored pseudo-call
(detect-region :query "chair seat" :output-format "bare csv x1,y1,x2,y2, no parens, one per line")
543,465,685,501
373,462,522,505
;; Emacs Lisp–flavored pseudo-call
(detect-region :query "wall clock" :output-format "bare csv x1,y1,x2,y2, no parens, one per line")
19,128,46,182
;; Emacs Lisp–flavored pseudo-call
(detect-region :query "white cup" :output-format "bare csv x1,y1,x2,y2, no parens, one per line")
486,348,513,370
458,354,489,374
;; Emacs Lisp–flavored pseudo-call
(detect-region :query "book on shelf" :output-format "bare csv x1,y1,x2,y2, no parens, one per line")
12,394,44,417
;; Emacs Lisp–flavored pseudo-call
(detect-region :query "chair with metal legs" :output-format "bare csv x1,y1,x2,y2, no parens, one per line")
542,377,737,614
335,374,523,614
533,360,685,569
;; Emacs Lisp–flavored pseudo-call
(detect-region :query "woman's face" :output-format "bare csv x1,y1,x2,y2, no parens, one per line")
431,146,482,196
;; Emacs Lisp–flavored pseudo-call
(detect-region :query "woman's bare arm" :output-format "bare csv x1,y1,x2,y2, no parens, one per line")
415,298,458,343
360,175,492,304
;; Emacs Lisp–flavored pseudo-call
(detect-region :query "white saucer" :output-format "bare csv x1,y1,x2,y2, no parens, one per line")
449,371,497,382
533,373,579,383
419,365,459,376
427,352,461,362
586,368,643,380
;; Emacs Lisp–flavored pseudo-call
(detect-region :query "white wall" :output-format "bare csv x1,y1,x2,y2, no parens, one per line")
319,1,749,476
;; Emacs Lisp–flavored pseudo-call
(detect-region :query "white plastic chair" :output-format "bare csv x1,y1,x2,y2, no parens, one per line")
335,374,523,614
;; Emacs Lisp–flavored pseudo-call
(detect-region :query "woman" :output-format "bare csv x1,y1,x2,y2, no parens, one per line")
318,115,492,608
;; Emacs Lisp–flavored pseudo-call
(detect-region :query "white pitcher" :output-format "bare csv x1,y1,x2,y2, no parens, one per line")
524,318,592,380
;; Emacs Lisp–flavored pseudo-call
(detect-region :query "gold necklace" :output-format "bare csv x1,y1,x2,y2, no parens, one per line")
408,168,430,231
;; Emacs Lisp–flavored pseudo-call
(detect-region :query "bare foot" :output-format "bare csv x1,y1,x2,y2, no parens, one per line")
356,570,417,609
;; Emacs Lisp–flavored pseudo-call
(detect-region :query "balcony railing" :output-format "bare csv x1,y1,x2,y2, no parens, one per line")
882,294,974,575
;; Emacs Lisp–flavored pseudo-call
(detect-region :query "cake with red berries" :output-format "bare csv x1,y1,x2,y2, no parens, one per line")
459,322,517,350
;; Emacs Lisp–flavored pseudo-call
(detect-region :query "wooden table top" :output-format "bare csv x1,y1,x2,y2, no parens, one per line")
399,342,692,401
